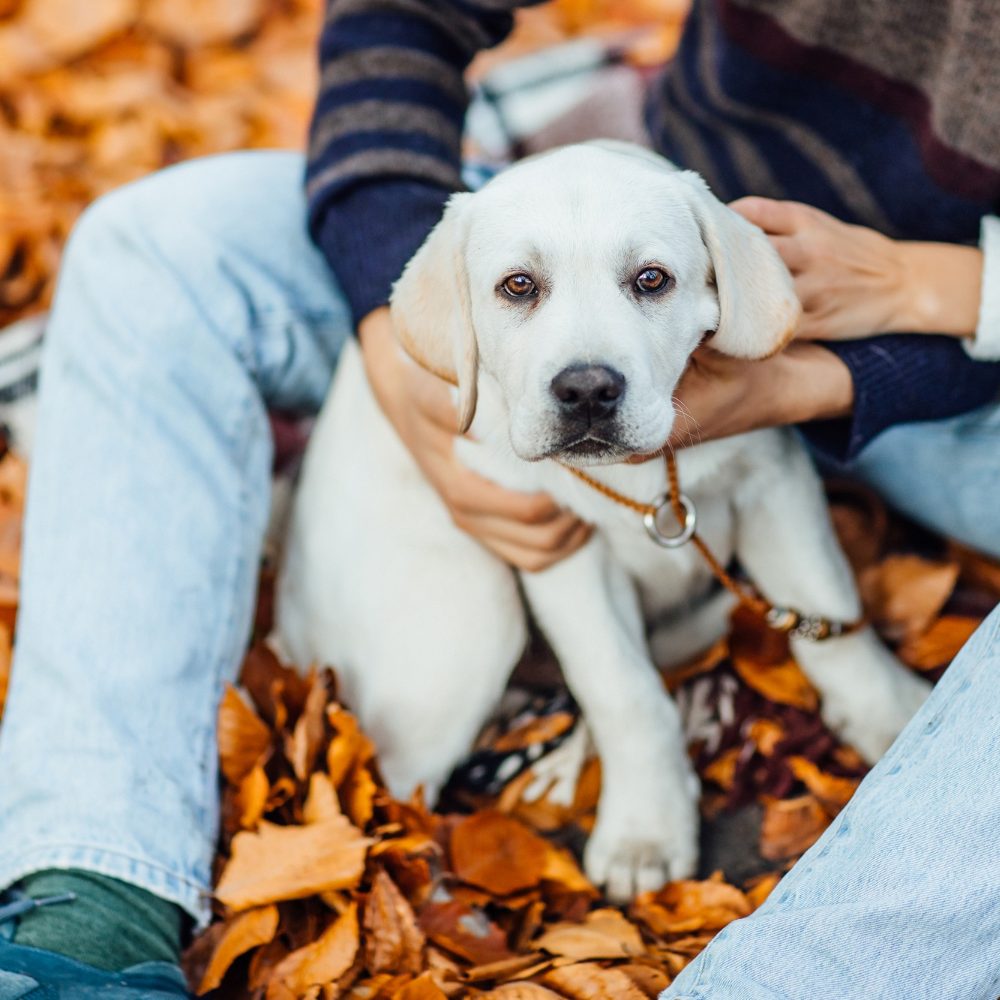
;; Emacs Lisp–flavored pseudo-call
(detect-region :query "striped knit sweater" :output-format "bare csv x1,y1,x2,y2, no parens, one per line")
306,0,1000,461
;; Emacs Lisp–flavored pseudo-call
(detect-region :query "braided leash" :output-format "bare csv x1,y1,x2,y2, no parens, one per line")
563,453,863,642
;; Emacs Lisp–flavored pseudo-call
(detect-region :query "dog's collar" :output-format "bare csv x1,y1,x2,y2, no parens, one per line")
563,452,864,643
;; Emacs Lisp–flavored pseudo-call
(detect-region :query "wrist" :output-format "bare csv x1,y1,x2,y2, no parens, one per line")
769,343,853,425
895,242,983,336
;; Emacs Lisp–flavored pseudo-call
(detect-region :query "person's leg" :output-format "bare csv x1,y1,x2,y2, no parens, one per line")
845,401,1000,558
663,606,1000,1000
0,151,352,943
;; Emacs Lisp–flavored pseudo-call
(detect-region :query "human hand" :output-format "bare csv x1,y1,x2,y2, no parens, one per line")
624,341,853,458
731,197,983,341
358,307,591,572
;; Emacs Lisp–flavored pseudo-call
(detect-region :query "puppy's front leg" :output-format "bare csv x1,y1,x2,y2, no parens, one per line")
520,537,699,901
734,437,930,762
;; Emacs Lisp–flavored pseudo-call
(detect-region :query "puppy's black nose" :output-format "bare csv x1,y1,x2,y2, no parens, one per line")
550,364,626,422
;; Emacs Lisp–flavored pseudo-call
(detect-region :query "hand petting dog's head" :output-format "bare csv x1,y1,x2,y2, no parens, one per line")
391,141,799,465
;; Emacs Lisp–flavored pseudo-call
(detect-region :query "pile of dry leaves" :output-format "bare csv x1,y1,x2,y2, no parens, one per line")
172,477,999,1000
0,0,686,329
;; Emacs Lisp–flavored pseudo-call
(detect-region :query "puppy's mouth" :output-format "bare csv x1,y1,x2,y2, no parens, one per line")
546,429,635,465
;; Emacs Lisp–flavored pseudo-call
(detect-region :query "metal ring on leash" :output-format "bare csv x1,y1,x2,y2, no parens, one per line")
643,493,697,548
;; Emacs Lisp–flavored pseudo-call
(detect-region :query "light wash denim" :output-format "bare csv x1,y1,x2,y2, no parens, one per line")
0,152,996,988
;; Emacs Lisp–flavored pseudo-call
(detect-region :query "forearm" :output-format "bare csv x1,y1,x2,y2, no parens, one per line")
306,0,535,325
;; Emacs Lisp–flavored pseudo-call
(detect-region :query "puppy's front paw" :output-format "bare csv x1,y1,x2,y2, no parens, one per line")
584,779,699,902
821,658,931,764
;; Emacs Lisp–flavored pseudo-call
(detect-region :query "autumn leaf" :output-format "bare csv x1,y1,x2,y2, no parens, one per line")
534,908,645,959
450,811,549,896
731,654,819,712
631,875,751,936
897,614,980,671
265,903,360,1000
418,900,513,966
216,817,371,912
363,870,425,975
198,905,279,994
860,555,959,641
787,756,859,813
543,961,649,1000
482,985,565,1000
392,972,449,1000
759,794,830,861
217,684,271,785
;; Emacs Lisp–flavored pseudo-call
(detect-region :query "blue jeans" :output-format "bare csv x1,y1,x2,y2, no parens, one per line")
0,154,996,989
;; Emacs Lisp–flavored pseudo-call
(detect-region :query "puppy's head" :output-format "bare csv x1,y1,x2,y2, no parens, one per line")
391,141,799,464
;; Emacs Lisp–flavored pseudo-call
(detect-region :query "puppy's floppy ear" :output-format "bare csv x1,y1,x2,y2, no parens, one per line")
674,171,801,359
390,192,479,432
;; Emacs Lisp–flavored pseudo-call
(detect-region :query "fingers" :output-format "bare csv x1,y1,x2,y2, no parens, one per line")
482,520,594,574
729,196,811,235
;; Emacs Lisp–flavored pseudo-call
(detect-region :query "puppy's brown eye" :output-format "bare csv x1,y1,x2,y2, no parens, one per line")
635,268,670,294
502,274,536,297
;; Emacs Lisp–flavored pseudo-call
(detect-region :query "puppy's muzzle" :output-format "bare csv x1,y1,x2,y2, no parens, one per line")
550,364,626,426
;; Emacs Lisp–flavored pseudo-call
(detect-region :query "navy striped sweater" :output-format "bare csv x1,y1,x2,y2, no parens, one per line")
306,0,1000,460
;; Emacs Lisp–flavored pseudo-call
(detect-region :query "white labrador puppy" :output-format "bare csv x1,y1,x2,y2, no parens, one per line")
276,142,929,901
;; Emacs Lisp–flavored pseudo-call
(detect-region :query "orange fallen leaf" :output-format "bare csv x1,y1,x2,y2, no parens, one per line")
631,875,751,936
702,746,741,791
897,614,980,671
746,718,785,756
860,555,959,641
731,654,818,712
482,985,565,999
304,772,341,823
218,684,271,785
745,872,781,910
787,757,859,813
392,972,448,1000
759,794,830,861
543,961,649,1000
216,817,371,912
618,963,671,998
364,870,425,975
198,904,279,994
418,900,513,966
285,673,328,782
234,764,269,830
451,811,549,896
493,712,575,752
535,908,645,960
265,903,360,1000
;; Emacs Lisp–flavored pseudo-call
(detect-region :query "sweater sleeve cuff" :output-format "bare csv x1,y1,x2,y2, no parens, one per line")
312,180,453,328
964,215,1000,361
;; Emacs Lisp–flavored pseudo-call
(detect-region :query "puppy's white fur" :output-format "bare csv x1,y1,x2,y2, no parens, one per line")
276,143,929,901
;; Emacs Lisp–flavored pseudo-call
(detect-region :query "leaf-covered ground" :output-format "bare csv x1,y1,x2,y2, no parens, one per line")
1,2,999,998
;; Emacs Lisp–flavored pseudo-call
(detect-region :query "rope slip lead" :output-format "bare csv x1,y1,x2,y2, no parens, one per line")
562,452,863,643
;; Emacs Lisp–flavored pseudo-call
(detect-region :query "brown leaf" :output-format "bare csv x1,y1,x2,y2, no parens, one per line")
745,872,780,910
542,962,648,1000
860,555,959,642
327,705,375,786
198,904,279,994
731,654,818,712
759,794,830,861
286,673,328,782
534,909,645,960
343,763,378,828
630,874,751,936
266,903,360,1000
746,718,785,757
391,972,448,1000
897,614,980,671
304,772,341,824
462,953,548,984
493,712,575,752
418,900,513,966
235,764,269,830
218,684,271,785
216,817,371,912
450,811,548,896
540,843,596,896
618,963,671,998
364,870,425,975
482,985,565,999
701,747,740,791
787,757,859,813
144,0,266,48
